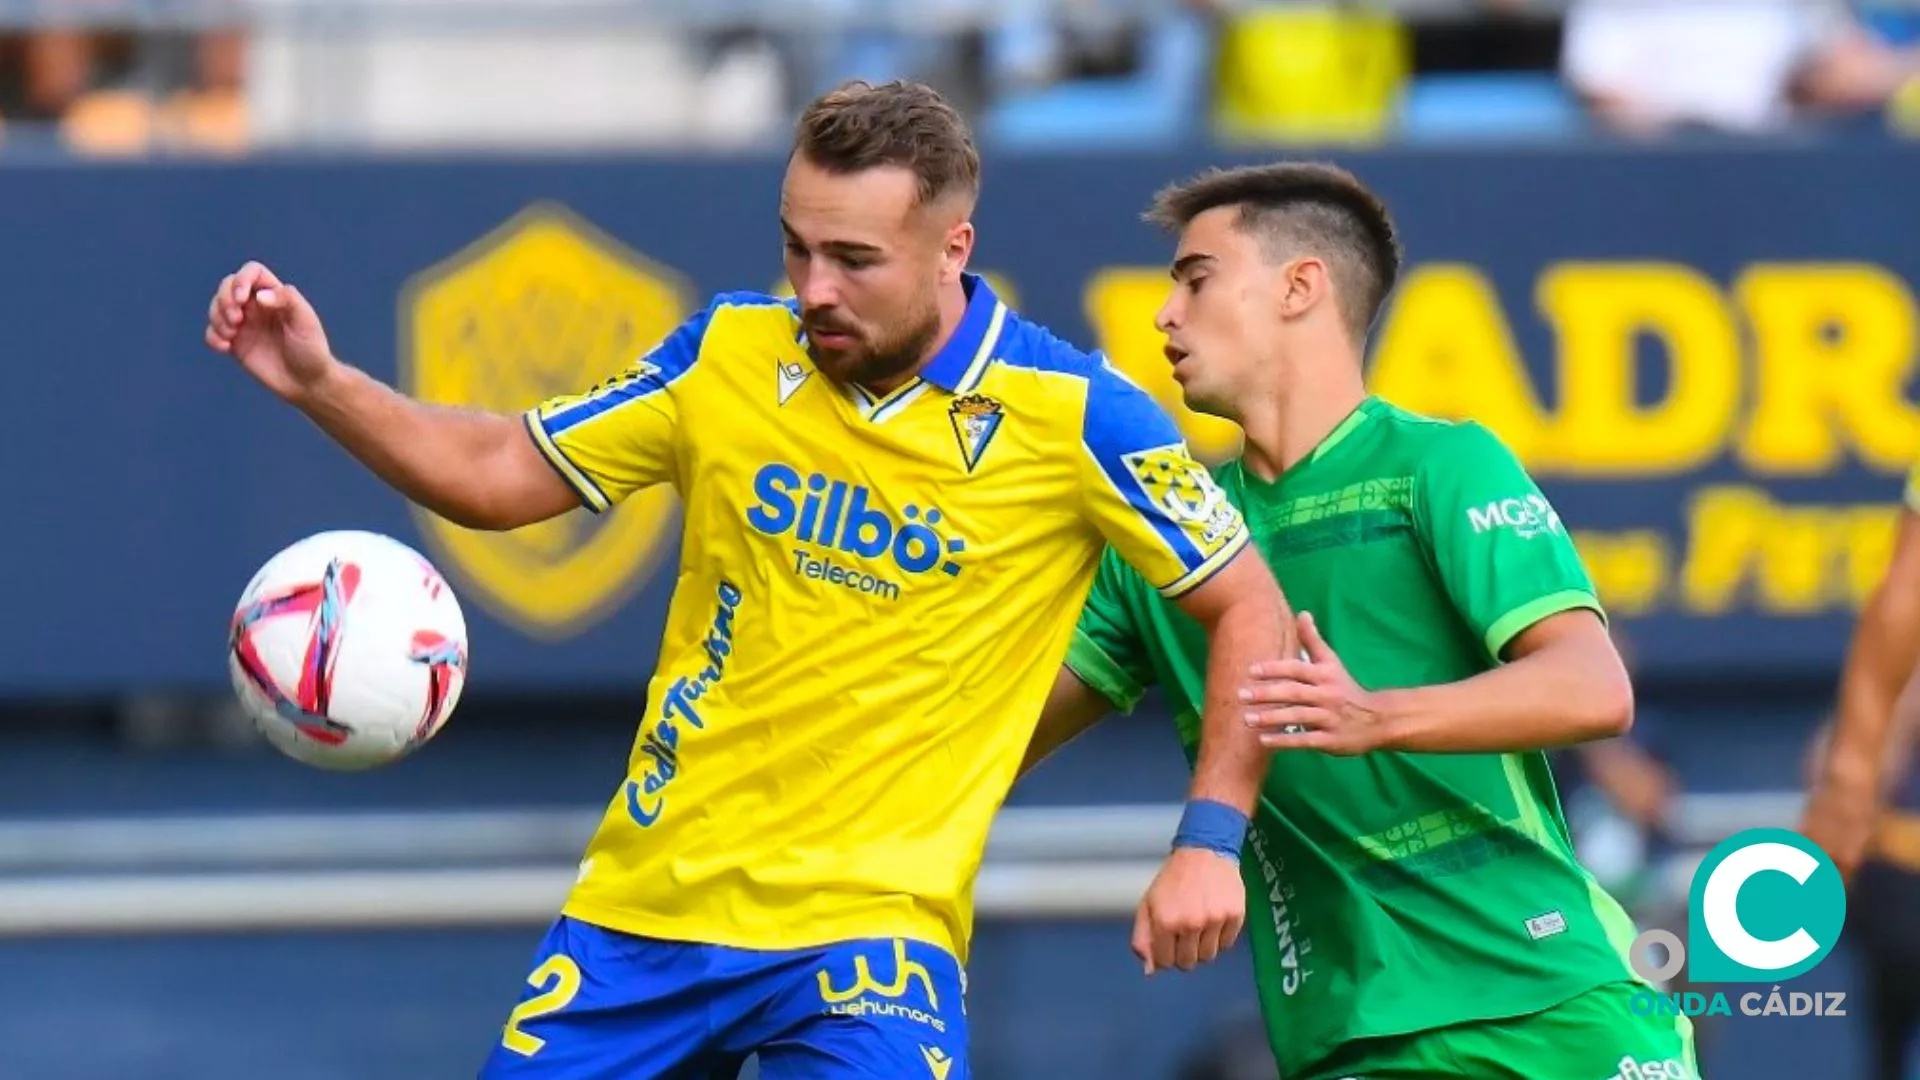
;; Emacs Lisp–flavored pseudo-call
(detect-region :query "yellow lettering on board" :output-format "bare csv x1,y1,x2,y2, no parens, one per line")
1366,264,1553,463
1571,530,1669,617
1536,263,1739,477
1681,486,1773,615
1735,263,1920,475
1681,485,1902,616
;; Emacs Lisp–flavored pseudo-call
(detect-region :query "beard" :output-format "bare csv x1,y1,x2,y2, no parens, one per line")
804,299,943,390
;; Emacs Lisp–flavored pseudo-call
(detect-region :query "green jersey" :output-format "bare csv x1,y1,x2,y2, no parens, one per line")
1067,397,1644,1077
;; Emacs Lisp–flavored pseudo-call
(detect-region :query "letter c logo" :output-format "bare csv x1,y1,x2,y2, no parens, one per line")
1682,828,1845,983
1701,842,1822,971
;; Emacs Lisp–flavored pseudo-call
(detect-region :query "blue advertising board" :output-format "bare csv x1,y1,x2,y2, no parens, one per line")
4,143,1919,694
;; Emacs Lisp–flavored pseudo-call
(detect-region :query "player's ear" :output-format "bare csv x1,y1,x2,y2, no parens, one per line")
941,220,975,285
1277,256,1329,321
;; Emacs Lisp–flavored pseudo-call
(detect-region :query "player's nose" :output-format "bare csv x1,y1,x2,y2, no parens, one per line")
796,270,843,311
1154,296,1182,334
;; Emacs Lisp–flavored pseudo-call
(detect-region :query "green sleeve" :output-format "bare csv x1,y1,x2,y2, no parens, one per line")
1065,547,1158,712
1415,422,1604,660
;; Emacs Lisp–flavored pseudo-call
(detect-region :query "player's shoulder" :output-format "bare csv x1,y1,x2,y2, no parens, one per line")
1004,318,1166,400
697,291,800,333
988,314,1109,383
660,291,799,372
979,316,1173,437
1369,397,1516,461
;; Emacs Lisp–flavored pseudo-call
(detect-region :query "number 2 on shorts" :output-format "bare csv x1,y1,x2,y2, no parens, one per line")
500,955,583,1056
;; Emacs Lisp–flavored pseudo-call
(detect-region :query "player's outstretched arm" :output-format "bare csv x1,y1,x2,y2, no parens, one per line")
206,261,578,530
1241,607,1630,756
1170,549,1293,812
1017,668,1114,779
1070,367,1292,975
1133,549,1293,976
1803,508,1920,881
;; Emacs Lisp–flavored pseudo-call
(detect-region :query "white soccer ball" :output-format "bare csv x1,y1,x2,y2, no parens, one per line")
228,530,469,770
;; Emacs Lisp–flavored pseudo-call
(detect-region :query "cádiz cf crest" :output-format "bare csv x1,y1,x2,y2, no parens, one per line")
399,202,692,639
948,393,1005,474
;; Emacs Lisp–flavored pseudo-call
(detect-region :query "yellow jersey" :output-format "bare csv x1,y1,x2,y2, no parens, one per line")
525,275,1250,961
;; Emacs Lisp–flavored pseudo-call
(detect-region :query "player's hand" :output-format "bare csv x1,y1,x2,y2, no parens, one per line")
1132,847,1245,975
1798,786,1874,885
205,260,337,402
1239,611,1385,755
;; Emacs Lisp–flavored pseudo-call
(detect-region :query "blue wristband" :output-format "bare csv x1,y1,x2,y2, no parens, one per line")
1172,799,1248,861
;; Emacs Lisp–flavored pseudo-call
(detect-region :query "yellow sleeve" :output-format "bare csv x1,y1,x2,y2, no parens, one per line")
523,303,713,513
1074,358,1250,599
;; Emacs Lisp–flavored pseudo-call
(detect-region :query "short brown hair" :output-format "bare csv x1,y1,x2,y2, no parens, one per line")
1147,162,1402,342
793,80,982,207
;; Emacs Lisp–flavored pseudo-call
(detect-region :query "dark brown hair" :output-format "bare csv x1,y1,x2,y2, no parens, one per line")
1147,162,1402,342
793,80,981,207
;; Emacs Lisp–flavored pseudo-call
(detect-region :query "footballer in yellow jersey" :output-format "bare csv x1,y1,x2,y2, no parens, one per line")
203,81,1292,1080
541,275,1258,962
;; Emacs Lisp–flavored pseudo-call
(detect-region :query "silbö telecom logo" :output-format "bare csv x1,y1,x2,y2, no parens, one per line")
1627,828,1849,1020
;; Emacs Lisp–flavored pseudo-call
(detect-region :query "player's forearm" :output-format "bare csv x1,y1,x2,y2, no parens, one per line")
1819,618,1907,805
1577,742,1675,830
294,360,533,529
1373,637,1631,754
1825,680,1893,799
1190,591,1288,814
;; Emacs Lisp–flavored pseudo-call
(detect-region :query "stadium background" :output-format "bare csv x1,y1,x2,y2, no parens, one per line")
4,1,1920,1077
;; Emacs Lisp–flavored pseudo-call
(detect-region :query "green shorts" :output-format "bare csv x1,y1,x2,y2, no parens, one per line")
1297,981,1698,1080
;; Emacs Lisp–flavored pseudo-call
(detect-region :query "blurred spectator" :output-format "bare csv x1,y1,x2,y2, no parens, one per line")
0,16,251,156
1551,627,1723,1065
1562,0,1920,136
157,25,249,154
1561,734,1676,907
25,28,94,122
692,27,788,148
987,0,1144,93
1554,628,1677,909
1410,0,1560,78
1188,0,1409,143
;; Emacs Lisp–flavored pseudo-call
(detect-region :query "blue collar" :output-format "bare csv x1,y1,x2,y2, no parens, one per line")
918,273,1008,394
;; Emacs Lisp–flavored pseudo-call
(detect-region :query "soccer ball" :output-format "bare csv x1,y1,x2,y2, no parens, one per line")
228,530,469,770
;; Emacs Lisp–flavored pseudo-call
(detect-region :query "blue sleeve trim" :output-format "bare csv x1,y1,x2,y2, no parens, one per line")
1158,528,1250,600
523,412,611,514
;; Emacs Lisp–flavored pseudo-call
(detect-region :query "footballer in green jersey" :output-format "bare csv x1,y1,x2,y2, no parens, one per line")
1027,164,1696,1080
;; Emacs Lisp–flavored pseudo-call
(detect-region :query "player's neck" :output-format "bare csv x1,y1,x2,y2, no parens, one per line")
1239,366,1368,483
